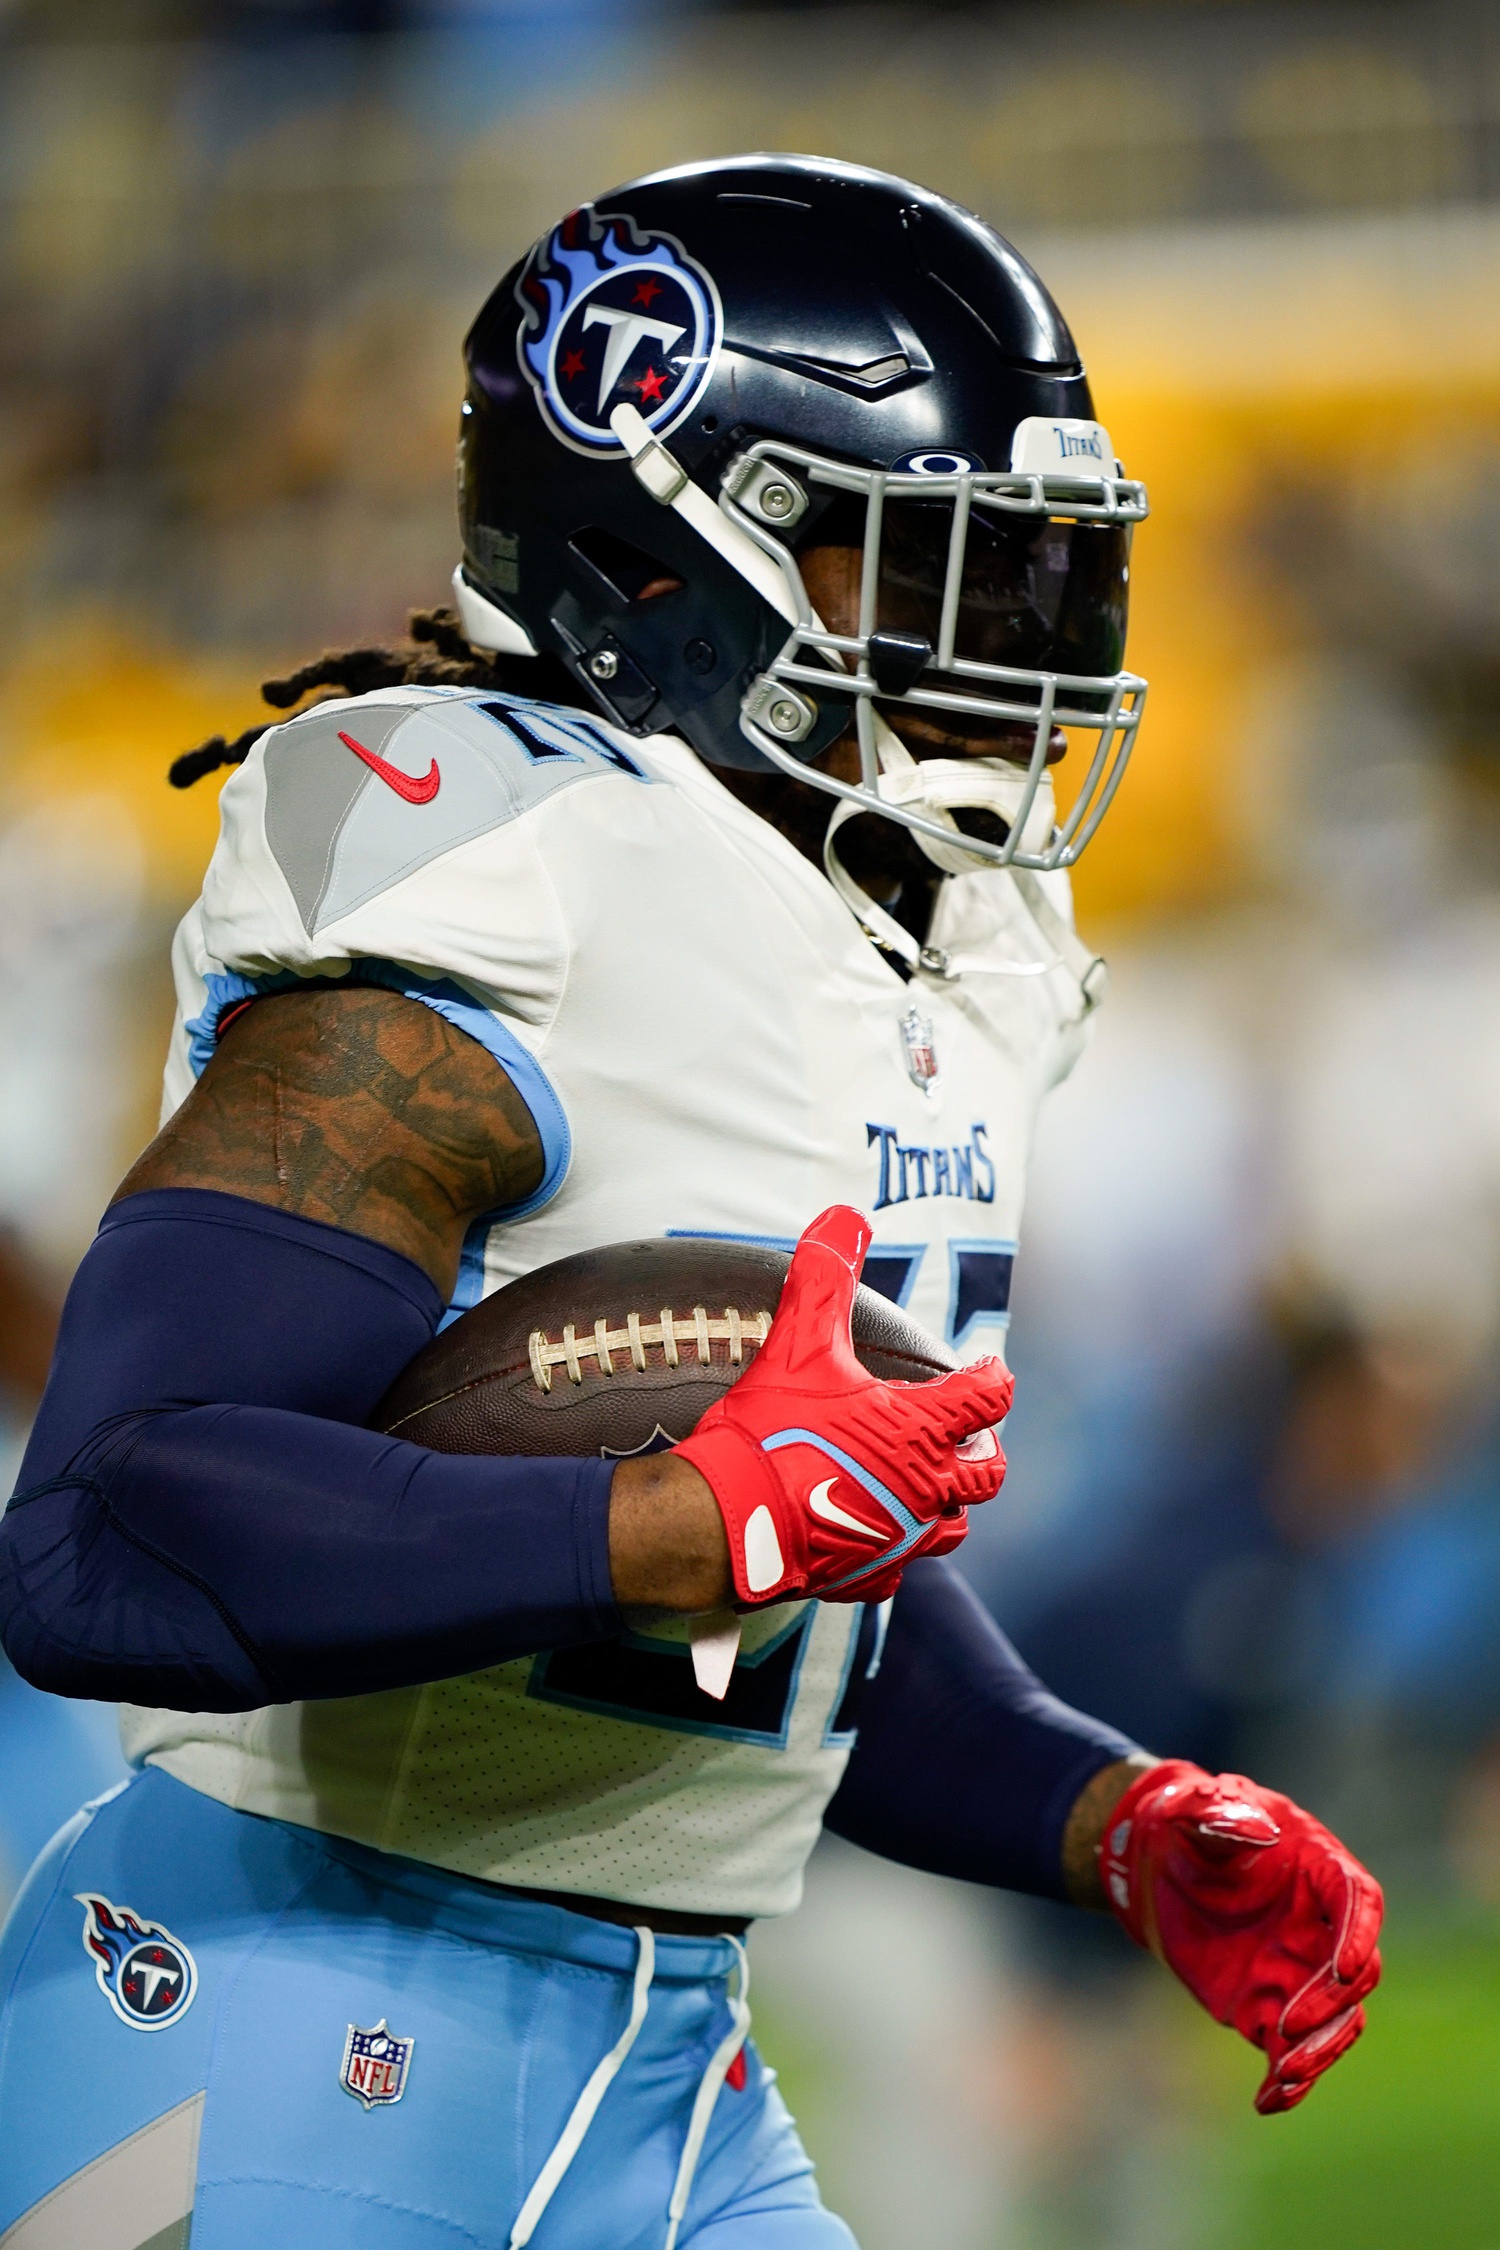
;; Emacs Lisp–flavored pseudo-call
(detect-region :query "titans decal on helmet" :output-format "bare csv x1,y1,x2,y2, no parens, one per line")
75,1892,198,2031
515,205,722,455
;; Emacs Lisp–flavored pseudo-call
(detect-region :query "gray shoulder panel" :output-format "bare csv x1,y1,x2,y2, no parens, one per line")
260,695,649,937
0,2091,202,2250
263,702,405,932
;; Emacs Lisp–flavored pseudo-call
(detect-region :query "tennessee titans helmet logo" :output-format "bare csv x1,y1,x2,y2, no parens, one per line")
75,1892,198,2031
516,205,722,456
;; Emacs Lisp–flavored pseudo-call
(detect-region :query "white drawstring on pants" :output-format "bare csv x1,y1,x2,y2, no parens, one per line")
664,1936,751,2250
506,1926,753,2250
509,1927,656,2247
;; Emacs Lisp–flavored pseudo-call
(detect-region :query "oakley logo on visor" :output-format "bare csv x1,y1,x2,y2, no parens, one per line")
890,448,986,475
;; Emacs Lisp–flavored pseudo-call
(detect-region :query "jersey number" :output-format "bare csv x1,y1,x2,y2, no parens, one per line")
528,1610,817,1749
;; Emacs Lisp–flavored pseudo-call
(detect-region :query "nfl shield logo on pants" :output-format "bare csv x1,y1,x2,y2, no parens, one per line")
341,2019,415,2108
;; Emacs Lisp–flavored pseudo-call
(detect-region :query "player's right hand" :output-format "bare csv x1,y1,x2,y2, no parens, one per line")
672,1204,1012,1607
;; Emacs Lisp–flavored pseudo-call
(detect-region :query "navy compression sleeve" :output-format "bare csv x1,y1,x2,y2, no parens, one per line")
823,1558,1140,1900
0,1190,617,1711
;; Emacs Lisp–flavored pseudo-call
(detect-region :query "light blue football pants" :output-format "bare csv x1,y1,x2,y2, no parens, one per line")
0,1768,856,2250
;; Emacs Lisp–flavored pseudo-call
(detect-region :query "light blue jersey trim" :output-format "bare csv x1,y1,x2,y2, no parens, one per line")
821,1608,867,1749
184,969,274,1076
866,1597,893,1679
183,960,572,1232
667,1232,928,1316
859,1242,926,1309
443,1216,493,1331
387,968,570,1222
946,1234,1018,1352
821,1600,891,1748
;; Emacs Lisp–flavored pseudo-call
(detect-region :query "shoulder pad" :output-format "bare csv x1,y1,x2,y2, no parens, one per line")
262,692,650,937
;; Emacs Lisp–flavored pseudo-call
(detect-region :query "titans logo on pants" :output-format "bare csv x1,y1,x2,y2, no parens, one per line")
516,205,722,455
75,1892,198,2030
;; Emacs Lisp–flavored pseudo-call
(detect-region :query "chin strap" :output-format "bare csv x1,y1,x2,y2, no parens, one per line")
611,402,801,626
823,718,1107,1006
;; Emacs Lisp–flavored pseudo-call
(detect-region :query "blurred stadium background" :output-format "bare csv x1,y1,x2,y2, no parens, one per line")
3,0,1500,2242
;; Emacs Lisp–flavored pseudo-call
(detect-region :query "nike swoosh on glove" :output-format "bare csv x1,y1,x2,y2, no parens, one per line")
1101,1760,1384,2114
672,1205,1013,1606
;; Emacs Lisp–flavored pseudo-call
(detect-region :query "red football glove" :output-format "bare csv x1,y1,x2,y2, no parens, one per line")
1101,1760,1383,2114
674,1205,1012,1607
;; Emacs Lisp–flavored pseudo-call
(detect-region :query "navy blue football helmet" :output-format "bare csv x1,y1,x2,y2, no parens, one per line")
456,154,1147,876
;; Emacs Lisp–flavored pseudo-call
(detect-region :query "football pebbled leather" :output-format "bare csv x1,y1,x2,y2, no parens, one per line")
372,1236,954,1461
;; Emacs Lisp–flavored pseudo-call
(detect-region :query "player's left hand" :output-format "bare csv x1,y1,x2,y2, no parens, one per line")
1100,1760,1383,2115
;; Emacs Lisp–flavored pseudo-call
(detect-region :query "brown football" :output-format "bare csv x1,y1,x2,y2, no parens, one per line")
372,1236,955,1458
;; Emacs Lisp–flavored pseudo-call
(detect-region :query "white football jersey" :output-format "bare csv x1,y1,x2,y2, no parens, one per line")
122,685,1096,1917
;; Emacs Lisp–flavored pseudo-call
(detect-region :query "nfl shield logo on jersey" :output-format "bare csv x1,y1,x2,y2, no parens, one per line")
75,1893,198,2031
341,2019,415,2109
901,1006,941,1095
516,204,722,455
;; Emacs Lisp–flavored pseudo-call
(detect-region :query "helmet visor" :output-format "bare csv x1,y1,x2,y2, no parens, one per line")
724,434,1148,871
877,502,1131,685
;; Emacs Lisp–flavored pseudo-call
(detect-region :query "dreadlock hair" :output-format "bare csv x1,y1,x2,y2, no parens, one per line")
168,607,588,789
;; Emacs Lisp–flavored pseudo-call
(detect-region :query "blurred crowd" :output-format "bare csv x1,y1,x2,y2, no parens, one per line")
988,436,1500,1879
2,2,1500,2245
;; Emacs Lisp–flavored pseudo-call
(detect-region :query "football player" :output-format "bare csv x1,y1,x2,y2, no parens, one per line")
0,158,1379,2250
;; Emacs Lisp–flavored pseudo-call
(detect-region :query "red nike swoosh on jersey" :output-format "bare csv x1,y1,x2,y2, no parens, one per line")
338,730,441,804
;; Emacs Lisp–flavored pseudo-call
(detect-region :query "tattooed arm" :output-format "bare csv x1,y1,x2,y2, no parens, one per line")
114,986,726,1610
116,988,543,1300
0,984,725,1706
